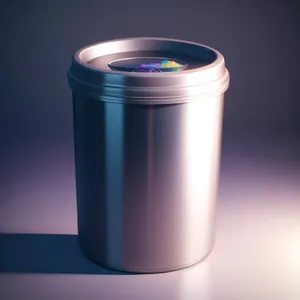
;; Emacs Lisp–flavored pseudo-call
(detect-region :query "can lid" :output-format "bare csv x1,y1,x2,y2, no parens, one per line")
68,37,230,104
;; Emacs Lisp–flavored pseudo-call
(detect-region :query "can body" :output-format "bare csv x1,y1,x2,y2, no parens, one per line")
73,94,224,273
68,37,229,273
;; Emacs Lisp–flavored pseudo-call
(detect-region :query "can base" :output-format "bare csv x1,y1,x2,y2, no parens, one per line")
79,239,214,274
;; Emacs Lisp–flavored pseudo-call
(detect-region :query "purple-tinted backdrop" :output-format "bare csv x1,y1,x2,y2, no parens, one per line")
0,1,300,299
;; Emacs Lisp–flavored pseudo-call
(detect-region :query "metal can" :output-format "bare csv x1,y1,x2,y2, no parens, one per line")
67,37,230,273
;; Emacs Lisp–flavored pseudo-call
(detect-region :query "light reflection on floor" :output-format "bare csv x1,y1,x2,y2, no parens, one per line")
0,138,299,300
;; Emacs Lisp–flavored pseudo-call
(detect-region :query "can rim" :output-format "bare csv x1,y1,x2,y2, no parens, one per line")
68,37,230,104
74,37,223,77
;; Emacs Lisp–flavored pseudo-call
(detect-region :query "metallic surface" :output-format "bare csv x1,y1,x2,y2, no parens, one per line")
73,95,224,273
68,37,229,105
69,37,229,273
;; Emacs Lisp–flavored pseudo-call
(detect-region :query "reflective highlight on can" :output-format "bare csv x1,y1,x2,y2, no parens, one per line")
68,37,230,273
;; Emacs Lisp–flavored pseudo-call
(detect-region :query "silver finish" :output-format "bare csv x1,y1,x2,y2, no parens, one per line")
68,37,229,105
68,37,230,273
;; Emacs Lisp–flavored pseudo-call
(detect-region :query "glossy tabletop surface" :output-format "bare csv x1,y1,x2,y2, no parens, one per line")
1,134,299,300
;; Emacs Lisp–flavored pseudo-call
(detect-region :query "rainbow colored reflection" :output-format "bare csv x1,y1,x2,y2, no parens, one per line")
108,57,187,72
140,60,183,68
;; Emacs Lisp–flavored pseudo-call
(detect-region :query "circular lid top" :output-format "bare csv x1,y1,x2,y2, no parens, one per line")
68,37,230,104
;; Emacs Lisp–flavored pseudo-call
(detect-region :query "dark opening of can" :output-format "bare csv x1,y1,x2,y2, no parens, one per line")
108,57,188,73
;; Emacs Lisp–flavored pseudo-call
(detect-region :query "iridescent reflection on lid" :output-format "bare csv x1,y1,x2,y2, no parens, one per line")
108,57,188,73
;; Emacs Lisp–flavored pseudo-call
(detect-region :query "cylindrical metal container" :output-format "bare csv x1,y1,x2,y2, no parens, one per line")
68,37,230,273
